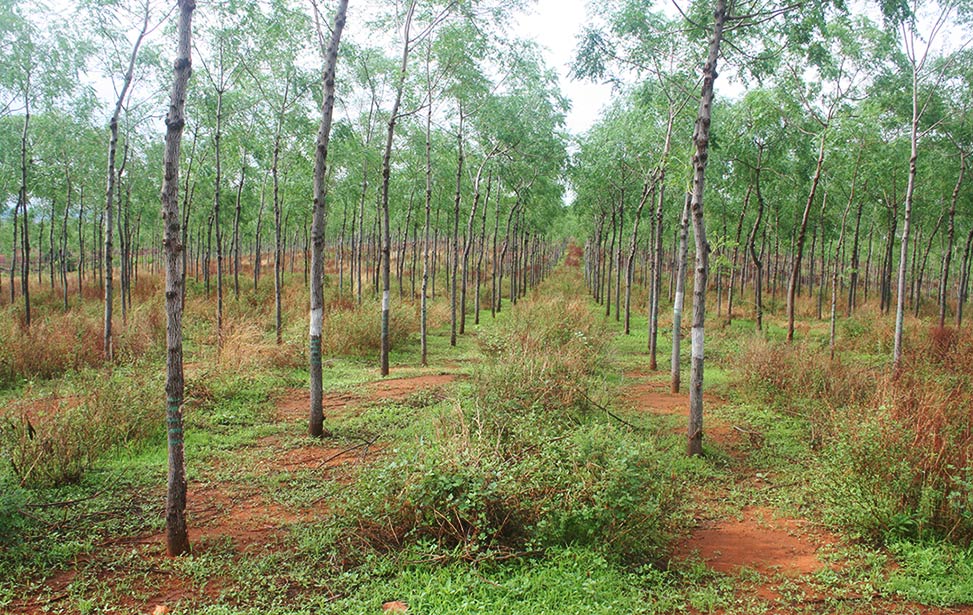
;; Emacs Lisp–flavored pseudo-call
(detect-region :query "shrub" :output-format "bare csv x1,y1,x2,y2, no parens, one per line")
318,269,679,565
0,369,161,487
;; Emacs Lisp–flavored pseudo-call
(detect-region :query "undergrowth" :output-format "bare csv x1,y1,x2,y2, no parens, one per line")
738,322,973,546
316,269,684,566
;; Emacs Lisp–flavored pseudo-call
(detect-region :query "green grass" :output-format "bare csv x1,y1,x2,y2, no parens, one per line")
5,269,973,614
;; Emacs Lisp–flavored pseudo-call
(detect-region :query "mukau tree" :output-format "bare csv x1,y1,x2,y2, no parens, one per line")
309,0,350,439
160,0,195,558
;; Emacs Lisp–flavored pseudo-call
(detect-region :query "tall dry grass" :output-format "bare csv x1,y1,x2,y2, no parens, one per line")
738,316,973,544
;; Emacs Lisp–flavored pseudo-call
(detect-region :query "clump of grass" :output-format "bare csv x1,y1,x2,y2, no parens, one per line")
316,269,682,565
737,328,973,545
0,368,162,487
0,300,163,388
321,297,419,357
474,289,607,430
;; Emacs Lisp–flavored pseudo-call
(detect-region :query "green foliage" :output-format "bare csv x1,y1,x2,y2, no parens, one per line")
0,367,162,487
885,541,973,606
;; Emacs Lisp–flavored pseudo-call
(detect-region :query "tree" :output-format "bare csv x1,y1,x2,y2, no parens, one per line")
686,0,727,457
893,0,970,367
100,0,152,361
160,0,195,558
309,0,350,439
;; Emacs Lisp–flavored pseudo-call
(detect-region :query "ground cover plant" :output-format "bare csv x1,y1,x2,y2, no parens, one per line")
4,0,973,612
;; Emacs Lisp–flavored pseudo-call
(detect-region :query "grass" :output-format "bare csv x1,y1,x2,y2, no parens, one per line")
3,262,973,614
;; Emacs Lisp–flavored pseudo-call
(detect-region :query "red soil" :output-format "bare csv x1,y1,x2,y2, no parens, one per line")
674,506,831,577
275,373,457,422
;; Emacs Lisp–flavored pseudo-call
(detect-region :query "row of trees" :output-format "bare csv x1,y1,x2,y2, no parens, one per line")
2,0,575,554
0,0,570,355
573,0,972,454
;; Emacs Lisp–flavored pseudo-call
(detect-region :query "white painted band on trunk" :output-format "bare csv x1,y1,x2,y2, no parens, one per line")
382,290,390,312
674,291,684,309
310,307,323,336
691,327,704,360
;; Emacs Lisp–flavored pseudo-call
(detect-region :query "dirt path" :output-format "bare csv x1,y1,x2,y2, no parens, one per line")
619,367,973,615
619,370,846,612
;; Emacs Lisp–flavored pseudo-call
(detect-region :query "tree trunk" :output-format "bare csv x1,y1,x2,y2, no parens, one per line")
672,192,690,392
687,0,726,457
939,153,965,327
309,0,349,438
161,0,194,557
272,83,289,345
787,131,827,342
380,0,416,376
747,146,766,331
450,111,464,346
104,3,149,359
625,179,653,335
894,81,920,367
18,93,31,327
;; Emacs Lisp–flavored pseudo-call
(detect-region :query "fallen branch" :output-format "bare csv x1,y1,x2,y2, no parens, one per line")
317,436,379,468
22,490,105,509
575,389,648,432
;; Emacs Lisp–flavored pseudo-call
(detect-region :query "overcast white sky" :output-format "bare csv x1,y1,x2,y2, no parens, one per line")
511,0,616,136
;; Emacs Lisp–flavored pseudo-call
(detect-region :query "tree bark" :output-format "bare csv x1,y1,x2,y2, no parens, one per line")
309,0,349,438
161,0,194,558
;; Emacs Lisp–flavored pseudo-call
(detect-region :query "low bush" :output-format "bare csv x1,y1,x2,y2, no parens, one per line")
318,269,680,565
0,368,161,487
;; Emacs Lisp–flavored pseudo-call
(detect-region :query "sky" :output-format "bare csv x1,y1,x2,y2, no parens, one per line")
511,0,617,136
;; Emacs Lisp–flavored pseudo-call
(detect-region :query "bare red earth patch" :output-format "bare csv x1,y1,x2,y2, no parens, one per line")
275,389,360,421
620,376,724,417
366,373,456,401
277,443,378,471
674,506,833,577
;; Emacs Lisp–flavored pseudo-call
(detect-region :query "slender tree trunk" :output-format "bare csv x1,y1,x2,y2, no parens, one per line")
450,111,464,346
309,0,348,438
61,176,71,311
787,131,827,342
726,186,749,324
829,153,862,358
939,153,965,327
232,159,244,300
420,55,434,365
379,0,416,376
272,83,290,345
687,0,726,457
847,191,864,316
161,0,194,557
104,4,148,359
625,179,653,335
461,161,492,335
958,227,973,326
17,93,31,327
747,147,766,331
894,81,921,367
474,174,490,325
77,186,84,301
671,192,690,392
